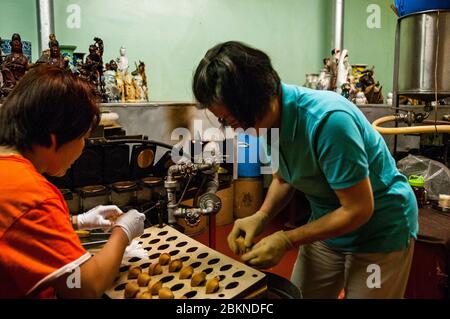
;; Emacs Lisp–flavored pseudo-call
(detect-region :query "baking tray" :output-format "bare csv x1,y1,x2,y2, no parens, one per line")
104,225,267,299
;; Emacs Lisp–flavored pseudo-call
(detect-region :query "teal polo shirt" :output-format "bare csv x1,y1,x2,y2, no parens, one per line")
266,83,418,253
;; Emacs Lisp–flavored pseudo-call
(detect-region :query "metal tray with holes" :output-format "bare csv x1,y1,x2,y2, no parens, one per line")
105,225,267,299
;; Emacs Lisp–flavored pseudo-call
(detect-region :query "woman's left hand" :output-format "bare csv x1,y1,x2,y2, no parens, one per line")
76,205,123,230
241,231,294,269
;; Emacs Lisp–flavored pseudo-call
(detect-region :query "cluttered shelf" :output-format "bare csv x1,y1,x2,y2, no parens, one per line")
102,102,379,109
101,103,450,110
2,103,450,109
100,102,197,108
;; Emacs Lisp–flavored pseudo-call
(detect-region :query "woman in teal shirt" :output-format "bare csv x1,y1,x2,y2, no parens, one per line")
192,41,418,298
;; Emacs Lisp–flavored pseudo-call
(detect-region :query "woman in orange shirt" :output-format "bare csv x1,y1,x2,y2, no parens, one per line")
0,65,145,298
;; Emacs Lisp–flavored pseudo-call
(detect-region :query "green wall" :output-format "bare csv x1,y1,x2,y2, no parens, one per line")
53,0,331,101
1,0,397,101
0,0,39,61
344,0,397,97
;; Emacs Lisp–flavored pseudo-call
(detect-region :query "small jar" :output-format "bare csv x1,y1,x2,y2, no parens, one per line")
408,175,427,207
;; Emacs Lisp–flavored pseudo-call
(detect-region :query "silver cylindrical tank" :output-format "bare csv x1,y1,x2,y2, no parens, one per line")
398,10,450,100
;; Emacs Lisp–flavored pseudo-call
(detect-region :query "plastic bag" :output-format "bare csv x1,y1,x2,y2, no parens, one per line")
397,154,450,200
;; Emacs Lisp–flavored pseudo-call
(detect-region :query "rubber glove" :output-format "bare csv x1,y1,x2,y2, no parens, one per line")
77,205,123,230
113,209,146,243
241,230,293,269
227,210,270,255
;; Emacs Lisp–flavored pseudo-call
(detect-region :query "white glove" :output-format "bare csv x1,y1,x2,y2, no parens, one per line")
77,205,123,230
113,209,146,243
227,210,270,255
241,230,293,269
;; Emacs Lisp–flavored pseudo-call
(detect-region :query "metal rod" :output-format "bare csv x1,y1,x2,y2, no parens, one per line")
334,0,345,51
36,0,54,55
209,214,216,250
392,19,401,157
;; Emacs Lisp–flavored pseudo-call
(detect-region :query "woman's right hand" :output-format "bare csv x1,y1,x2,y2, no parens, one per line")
227,210,270,255
113,209,145,244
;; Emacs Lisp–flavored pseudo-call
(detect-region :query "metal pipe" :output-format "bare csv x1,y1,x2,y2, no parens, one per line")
209,214,216,250
392,19,402,155
165,161,216,225
333,0,345,51
204,172,219,194
372,115,450,135
36,0,55,55
164,178,178,225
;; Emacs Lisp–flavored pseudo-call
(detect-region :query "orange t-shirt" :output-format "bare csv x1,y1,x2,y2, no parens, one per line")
0,155,90,298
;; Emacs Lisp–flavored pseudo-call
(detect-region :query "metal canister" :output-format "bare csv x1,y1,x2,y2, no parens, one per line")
78,185,111,212
137,176,165,204
110,181,138,208
398,10,450,100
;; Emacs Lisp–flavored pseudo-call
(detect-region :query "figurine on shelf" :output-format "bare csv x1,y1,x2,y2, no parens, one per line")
353,91,368,105
93,37,105,95
304,73,319,89
116,46,129,76
45,33,57,60
365,83,384,104
329,48,340,91
48,40,68,69
84,44,101,86
132,71,144,102
131,61,148,101
71,52,85,77
124,72,137,102
317,58,332,91
360,68,384,104
336,49,352,95
48,33,57,47
341,82,351,100
36,34,69,70
115,70,125,102
386,92,393,105
104,60,120,102
81,37,105,100
359,68,376,92
351,64,368,91
1,33,29,95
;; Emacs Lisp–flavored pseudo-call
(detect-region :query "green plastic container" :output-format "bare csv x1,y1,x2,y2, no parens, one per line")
408,175,427,207
408,175,425,187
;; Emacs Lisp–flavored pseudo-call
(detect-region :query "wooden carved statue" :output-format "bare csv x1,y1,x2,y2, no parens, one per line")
1,33,29,95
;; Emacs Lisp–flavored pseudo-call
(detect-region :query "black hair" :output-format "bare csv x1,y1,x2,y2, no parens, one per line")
192,41,281,128
0,65,100,152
